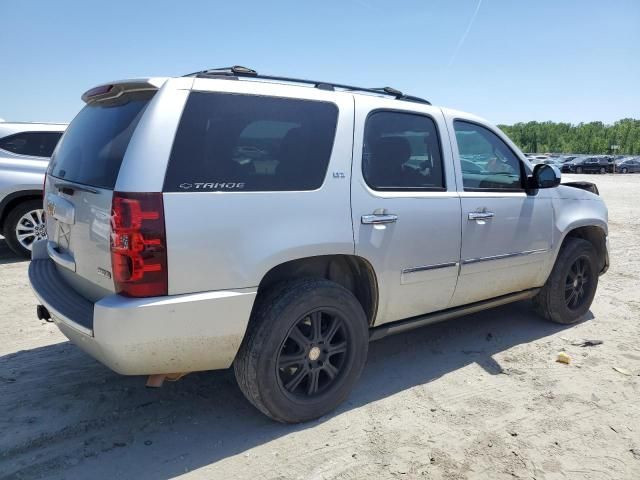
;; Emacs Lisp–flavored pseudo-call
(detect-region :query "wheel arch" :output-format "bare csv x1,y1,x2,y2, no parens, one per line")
558,224,608,274
257,255,379,326
0,190,42,232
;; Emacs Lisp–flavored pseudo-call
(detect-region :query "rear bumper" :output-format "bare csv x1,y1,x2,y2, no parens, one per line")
28,248,257,375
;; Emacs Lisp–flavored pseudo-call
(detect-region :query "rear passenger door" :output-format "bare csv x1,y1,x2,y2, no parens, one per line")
351,97,462,326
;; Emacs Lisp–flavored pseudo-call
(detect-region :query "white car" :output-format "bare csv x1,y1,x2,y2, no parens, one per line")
29,67,609,423
0,122,66,256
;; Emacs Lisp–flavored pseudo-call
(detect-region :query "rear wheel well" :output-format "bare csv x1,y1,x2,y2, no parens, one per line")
562,226,607,272
257,255,379,326
0,192,42,233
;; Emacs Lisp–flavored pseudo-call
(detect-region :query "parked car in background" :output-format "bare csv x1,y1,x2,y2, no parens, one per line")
562,157,587,173
580,157,610,174
29,67,609,423
0,122,66,256
614,157,640,173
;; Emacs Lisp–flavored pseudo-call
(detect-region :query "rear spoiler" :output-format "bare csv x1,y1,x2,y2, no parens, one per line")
81,78,168,104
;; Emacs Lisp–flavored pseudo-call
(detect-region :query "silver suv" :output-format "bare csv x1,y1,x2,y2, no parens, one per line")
0,122,66,256
29,67,609,423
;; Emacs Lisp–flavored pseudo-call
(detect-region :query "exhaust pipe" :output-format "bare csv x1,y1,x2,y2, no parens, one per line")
145,372,189,388
37,304,52,322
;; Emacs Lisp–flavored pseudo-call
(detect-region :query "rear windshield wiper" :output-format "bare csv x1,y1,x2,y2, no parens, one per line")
53,182,99,195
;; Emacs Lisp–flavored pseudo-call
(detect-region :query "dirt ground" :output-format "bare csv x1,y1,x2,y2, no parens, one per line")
1,174,639,480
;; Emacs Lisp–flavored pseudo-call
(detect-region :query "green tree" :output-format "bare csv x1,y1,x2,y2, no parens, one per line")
497,119,640,154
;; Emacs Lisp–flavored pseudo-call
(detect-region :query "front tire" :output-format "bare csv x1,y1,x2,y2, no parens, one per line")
533,238,599,324
621,167,628,174
575,166,583,173
234,278,369,423
3,199,46,258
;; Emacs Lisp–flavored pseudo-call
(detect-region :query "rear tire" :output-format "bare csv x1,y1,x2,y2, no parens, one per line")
3,199,46,258
533,238,599,324
234,278,369,423
599,167,606,174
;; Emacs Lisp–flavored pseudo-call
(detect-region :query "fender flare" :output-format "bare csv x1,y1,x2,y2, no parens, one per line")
550,220,608,275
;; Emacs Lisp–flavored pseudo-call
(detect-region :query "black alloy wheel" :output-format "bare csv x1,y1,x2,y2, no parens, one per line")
234,278,369,423
277,309,349,398
533,237,599,324
564,256,593,311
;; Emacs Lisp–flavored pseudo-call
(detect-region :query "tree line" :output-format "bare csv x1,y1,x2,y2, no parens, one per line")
497,118,640,155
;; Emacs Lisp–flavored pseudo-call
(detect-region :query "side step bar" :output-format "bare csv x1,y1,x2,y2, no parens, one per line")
369,288,540,341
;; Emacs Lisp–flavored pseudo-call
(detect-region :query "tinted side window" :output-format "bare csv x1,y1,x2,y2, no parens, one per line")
164,92,338,192
0,131,63,158
362,111,445,190
454,121,523,191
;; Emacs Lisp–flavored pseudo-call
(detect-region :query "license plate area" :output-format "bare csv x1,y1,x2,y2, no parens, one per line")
46,193,76,225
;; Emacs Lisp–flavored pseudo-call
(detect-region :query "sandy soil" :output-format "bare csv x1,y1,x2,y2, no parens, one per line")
1,174,639,480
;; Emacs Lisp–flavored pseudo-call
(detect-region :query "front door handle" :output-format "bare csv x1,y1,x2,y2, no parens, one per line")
468,211,495,221
362,213,398,225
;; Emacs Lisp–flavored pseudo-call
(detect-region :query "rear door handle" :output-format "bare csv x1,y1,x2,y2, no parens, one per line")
468,211,495,221
361,213,398,225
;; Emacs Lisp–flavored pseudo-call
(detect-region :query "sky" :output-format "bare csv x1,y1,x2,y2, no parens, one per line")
1,0,638,125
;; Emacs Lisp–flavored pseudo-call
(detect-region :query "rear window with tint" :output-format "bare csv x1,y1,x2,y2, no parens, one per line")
164,92,338,192
48,92,154,189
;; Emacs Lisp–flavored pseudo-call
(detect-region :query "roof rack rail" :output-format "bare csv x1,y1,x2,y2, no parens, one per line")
183,66,431,105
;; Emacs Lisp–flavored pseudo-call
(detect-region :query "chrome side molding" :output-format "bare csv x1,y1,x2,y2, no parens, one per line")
462,248,547,265
402,262,458,274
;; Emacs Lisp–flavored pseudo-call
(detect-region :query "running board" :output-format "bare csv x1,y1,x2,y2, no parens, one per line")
369,288,541,341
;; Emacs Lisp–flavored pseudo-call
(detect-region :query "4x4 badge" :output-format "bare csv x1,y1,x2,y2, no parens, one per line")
97,267,112,279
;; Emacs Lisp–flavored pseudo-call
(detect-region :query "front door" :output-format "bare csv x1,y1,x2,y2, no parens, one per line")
351,98,462,326
448,120,552,306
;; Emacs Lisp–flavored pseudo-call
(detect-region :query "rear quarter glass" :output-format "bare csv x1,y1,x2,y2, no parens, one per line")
163,92,339,192
0,131,63,157
48,91,155,189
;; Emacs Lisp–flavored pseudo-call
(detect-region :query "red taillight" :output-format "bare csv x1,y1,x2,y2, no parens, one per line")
110,192,167,297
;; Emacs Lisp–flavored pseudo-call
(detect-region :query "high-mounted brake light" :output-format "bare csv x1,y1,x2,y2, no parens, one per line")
84,84,113,98
110,192,167,297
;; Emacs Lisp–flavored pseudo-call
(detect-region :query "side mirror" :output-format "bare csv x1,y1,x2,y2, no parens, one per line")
529,163,561,189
